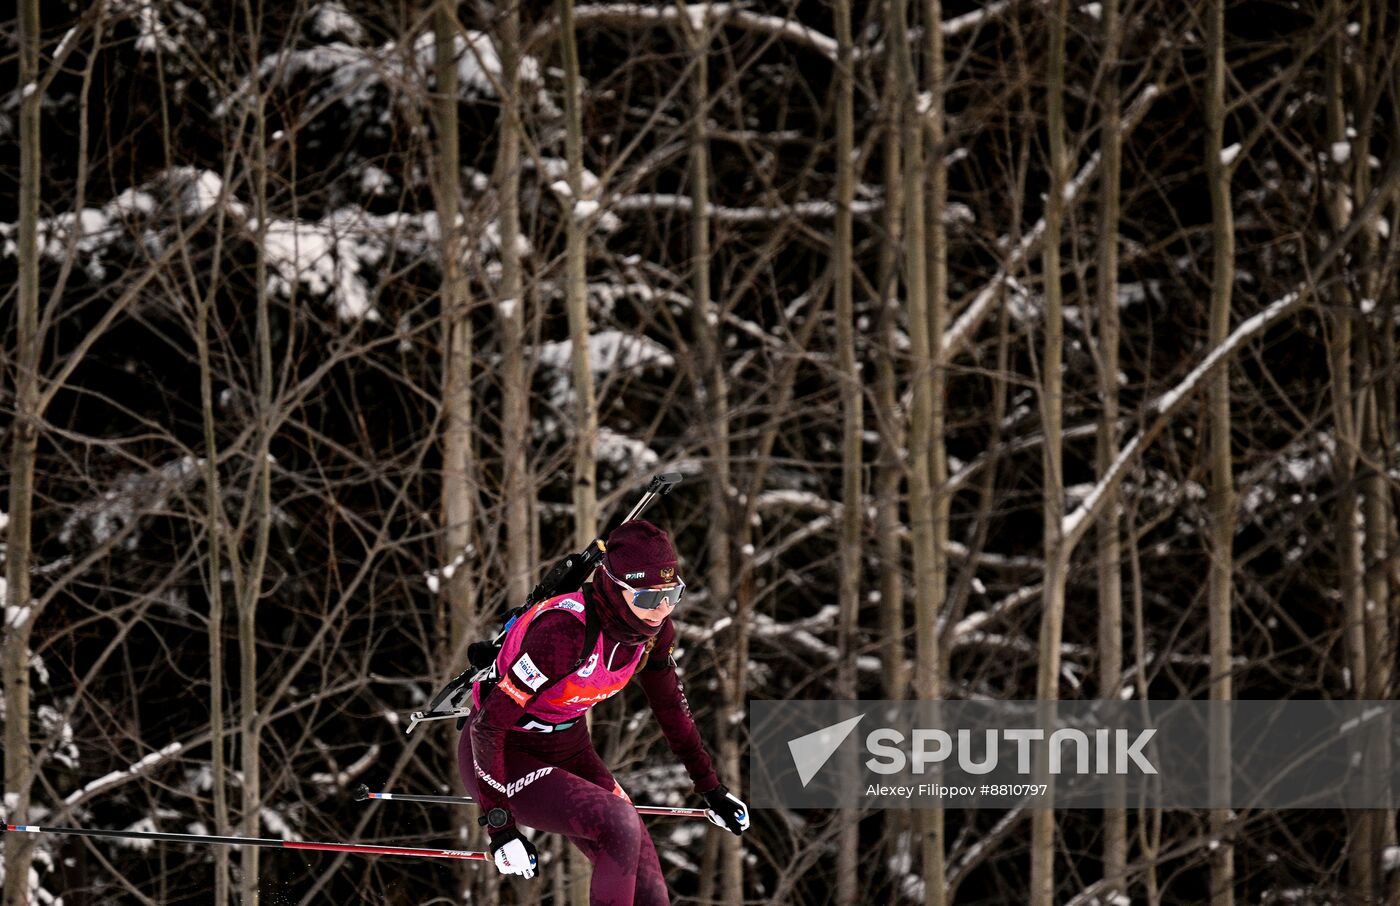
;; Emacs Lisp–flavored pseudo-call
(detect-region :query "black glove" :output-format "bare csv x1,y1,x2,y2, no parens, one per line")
487,826,538,879
701,784,750,836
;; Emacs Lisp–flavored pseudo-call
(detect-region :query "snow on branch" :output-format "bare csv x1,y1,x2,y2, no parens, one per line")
63,741,184,809
686,606,884,676
535,329,675,406
59,457,202,550
609,193,882,223
562,4,839,58
560,2,1017,62
753,490,1039,571
943,83,1163,360
1061,292,1303,548
949,585,1042,642
1062,154,1400,551
216,27,551,121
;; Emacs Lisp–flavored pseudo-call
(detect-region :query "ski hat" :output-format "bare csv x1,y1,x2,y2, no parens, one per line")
604,520,679,588
591,520,678,644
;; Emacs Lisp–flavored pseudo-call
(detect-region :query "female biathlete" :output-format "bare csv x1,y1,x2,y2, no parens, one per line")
458,519,749,905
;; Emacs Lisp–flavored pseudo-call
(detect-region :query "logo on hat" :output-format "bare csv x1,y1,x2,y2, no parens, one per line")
659,566,675,581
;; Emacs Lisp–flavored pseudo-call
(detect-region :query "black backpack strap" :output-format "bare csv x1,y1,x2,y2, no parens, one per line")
573,587,602,672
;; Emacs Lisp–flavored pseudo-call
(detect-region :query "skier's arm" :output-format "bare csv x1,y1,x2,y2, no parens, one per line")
637,619,721,793
470,613,587,832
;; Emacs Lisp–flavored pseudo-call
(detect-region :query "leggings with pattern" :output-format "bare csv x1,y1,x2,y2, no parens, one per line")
458,712,669,906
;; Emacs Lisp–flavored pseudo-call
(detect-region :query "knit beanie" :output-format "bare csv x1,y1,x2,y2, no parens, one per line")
591,520,678,643
605,520,679,587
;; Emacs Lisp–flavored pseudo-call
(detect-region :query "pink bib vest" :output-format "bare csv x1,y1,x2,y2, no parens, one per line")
472,591,645,726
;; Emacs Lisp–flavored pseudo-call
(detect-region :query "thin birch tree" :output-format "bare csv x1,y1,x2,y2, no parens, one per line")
1205,2,1236,903
1095,0,1128,897
922,1,950,904
435,0,479,677
233,7,277,897
832,2,861,903
2,0,43,902
430,5,481,902
499,0,532,608
876,0,908,706
559,3,599,901
1030,0,1069,902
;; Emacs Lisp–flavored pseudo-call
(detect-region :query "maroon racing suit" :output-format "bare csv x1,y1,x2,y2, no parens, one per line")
458,583,720,906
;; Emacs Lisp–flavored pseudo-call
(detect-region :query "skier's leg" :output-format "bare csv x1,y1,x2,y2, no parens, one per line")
551,731,670,905
510,766,645,906
458,721,648,906
632,824,671,906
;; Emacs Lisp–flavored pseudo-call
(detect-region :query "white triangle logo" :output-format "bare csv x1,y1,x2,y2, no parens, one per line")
787,714,865,787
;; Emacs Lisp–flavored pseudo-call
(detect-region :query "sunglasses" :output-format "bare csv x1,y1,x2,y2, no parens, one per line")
601,564,686,611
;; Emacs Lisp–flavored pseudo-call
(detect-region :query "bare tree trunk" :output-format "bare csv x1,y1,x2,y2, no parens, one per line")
499,0,531,608
891,0,944,901
430,5,481,901
674,9,739,902
238,14,276,896
558,0,598,557
1096,0,1127,897
196,198,232,906
875,6,910,873
1325,4,1372,890
1129,509,1163,906
876,0,907,705
435,0,478,675
2,1,42,902
1030,1,1068,903
559,3,598,900
1338,3,1396,898
1354,24,1397,884
1379,32,1400,899
921,2,949,903
832,2,861,903
1205,2,1236,904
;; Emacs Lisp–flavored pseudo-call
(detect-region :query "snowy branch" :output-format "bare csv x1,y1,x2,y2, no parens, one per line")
554,2,1018,62
943,82,1163,360
1062,156,1400,551
609,192,882,223
686,607,884,676
63,742,184,809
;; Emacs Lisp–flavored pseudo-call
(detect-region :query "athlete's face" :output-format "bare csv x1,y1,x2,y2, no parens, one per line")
622,586,676,626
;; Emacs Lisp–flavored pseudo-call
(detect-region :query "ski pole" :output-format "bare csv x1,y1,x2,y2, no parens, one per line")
353,784,710,819
3,823,488,862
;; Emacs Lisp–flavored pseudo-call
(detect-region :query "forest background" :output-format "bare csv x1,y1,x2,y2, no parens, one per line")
2,0,1399,904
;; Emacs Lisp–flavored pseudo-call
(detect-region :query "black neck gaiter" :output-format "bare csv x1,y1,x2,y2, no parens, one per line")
587,578,661,647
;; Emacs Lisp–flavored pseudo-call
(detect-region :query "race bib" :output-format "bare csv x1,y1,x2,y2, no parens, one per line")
511,653,549,691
